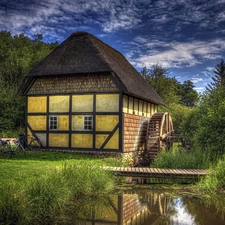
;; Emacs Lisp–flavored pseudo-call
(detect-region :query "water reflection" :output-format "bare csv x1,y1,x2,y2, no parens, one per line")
68,190,225,225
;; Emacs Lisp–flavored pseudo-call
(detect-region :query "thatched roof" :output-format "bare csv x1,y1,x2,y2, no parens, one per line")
23,31,164,105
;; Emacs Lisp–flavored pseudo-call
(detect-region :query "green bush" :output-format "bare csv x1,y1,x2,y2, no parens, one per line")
180,87,225,157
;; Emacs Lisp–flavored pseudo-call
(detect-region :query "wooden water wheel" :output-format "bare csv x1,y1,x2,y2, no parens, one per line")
146,112,174,162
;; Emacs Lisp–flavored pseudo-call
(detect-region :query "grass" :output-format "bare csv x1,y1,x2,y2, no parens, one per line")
150,145,211,169
0,150,123,225
0,151,123,185
197,155,225,195
150,145,225,195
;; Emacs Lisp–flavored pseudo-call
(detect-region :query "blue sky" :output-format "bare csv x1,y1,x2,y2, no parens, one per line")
0,0,225,92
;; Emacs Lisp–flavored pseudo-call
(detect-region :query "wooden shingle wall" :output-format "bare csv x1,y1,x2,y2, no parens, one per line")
27,73,119,95
122,194,148,224
123,113,148,153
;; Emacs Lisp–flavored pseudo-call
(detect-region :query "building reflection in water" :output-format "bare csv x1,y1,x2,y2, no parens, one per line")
75,191,225,225
77,191,172,225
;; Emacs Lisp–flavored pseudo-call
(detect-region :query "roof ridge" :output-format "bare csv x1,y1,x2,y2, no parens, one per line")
71,31,127,61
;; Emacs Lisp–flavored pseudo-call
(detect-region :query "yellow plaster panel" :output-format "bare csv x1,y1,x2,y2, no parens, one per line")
138,100,143,116
155,105,158,113
28,96,47,113
49,134,68,147
26,129,32,144
72,95,93,112
151,104,155,115
147,103,151,117
71,134,93,148
28,116,46,130
143,102,147,116
105,129,119,150
134,98,138,115
96,115,119,131
58,116,69,130
49,96,69,112
96,94,119,112
96,134,108,148
72,115,83,130
128,97,133,114
123,95,128,113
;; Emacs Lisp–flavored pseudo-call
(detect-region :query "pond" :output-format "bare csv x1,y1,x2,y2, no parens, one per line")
68,186,225,225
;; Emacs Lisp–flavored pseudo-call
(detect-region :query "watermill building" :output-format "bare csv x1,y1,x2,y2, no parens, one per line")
18,31,173,162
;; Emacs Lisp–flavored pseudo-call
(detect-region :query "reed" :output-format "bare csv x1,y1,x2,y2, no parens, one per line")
197,155,225,194
61,161,115,196
151,146,211,169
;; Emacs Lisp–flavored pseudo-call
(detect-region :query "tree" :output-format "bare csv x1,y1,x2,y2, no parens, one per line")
0,31,58,134
140,64,181,105
207,59,225,91
180,80,199,107
180,85,225,156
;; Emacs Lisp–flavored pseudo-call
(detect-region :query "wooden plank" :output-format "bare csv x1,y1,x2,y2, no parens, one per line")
101,167,207,179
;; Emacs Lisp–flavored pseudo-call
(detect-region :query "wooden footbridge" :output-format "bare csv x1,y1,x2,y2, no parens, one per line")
102,166,207,180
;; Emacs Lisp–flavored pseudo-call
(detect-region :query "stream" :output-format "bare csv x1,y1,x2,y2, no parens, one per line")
68,185,225,225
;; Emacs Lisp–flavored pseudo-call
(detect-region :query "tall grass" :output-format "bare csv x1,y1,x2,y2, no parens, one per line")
61,161,115,197
0,184,25,224
197,155,225,194
0,161,116,225
150,146,211,169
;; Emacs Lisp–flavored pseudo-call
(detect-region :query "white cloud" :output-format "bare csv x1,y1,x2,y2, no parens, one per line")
1,0,225,41
201,66,214,77
128,38,225,69
0,0,144,38
133,36,148,44
194,87,204,91
191,77,203,83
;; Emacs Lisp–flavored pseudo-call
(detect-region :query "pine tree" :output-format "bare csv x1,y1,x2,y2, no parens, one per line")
207,59,225,90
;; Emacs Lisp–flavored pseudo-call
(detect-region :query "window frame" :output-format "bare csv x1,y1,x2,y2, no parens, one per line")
72,115,93,131
49,115,58,130
83,115,93,131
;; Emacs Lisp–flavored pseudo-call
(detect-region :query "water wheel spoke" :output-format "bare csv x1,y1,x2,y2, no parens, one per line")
146,112,174,163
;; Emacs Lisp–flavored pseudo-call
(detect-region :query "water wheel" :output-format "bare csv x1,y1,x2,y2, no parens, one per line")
146,112,174,162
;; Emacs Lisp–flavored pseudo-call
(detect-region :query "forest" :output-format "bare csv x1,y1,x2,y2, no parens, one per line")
0,30,225,157
0,31,58,135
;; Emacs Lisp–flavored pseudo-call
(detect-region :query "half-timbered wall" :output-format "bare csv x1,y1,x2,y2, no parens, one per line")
122,95,158,153
27,93,120,151
26,73,121,152
26,74,159,154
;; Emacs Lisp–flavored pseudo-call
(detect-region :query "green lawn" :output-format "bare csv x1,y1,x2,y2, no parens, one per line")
0,150,123,186
0,151,123,224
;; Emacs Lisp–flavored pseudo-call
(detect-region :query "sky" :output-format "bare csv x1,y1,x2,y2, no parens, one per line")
0,0,225,93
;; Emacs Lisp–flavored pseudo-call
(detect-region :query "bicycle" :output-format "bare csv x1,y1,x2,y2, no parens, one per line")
11,137,26,157
0,139,12,158
24,135,42,151
0,137,26,158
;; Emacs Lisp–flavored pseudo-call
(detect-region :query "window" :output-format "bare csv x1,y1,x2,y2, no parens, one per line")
49,116,58,130
72,115,93,131
83,116,93,130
